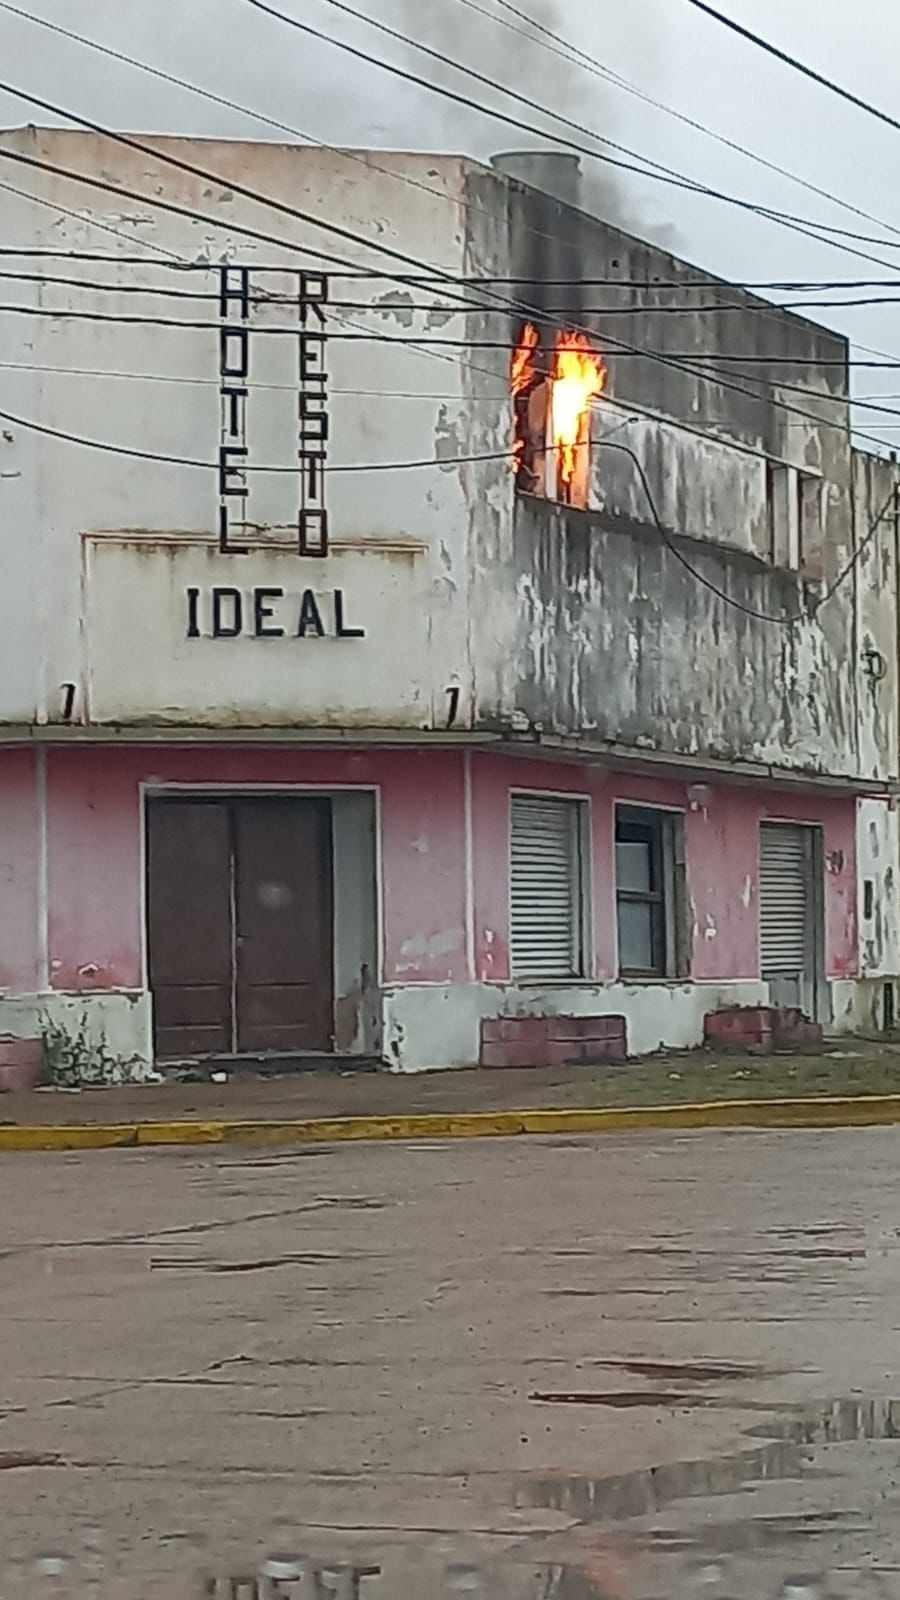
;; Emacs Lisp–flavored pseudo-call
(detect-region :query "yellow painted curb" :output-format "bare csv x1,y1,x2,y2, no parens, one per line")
4,1092,900,1151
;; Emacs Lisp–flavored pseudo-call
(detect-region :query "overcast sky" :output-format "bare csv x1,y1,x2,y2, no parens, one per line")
3,0,900,446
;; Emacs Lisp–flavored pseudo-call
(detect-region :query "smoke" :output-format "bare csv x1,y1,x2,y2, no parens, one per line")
386,0,683,251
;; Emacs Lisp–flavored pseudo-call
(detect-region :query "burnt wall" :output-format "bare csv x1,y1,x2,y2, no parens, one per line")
463,166,850,471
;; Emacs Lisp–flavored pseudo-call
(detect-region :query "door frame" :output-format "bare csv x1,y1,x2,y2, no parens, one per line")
141,783,383,1048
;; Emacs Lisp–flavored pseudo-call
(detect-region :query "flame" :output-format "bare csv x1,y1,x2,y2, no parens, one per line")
550,330,606,494
510,320,540,396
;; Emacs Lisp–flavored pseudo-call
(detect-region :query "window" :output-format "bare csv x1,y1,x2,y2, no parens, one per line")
615,806,687,979
510,794,587,979
766,461,822,573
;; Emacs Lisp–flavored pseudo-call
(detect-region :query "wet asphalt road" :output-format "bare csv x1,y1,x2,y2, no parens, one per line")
3,1128,900,1598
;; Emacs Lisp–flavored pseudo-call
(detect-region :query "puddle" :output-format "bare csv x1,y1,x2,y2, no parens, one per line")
531,1391,705,1409
0,1452,63,1470
520,1439,808,1524
590,1360,771,1384
746,1396,900,1446
521,1395,900,1530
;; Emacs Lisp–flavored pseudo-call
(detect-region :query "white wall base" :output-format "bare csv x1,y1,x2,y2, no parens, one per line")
830,977,897,1035
1,978,889,1077
0,991,153,1074
381,979,771,1071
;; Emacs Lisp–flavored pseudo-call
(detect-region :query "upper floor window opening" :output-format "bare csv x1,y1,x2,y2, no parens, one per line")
511,323,606,510
766,460,823,578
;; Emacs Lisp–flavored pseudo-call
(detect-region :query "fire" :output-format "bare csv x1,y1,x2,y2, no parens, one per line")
551,330,606,494
510,323,606,504
510,321,541,482
510,320,540,396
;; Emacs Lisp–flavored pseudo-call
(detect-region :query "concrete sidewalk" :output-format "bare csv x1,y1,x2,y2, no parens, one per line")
2,1040,900,1131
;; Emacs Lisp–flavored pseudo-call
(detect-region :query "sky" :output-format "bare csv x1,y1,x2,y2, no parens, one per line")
3,0,900,447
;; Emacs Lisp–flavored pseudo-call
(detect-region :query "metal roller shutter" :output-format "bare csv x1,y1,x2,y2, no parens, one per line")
759,823,809,974
510,795,583,979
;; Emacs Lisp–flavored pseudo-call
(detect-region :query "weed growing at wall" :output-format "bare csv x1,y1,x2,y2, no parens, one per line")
41,1011,148,1088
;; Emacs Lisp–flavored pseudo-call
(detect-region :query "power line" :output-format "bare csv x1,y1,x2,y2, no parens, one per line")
7,348,896,433
0,301,866,364
3,389,882,625
0,89,879,456
10,265,900,315
8,0,900,292
19,0,882,294
467,0,900,250
0,0,698,279
682,0,900,137
0,403,512,473
4,251,900,291
0,35,890,457
239,0,900,270
0,358,504,400
0,174,184,260
10,264,900,314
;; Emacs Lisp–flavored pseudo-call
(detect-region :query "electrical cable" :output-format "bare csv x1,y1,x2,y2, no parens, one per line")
9,265,900,314
0,174,184,261
3,0,900,466
3,248,900,291
595,440,897,625
681,0,900,137
240,0,900,272
0,0,696,275
0,71,890,461
464,0,900,249
0,299,881,364
0,403,512,473
8,0,900,289
1,391,886,626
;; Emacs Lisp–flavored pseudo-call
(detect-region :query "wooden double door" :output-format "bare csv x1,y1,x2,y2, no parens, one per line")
147,796,333,1060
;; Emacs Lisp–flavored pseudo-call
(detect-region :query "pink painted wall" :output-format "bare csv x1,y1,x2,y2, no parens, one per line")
0,749,40,991
470,755,858,983
0,747,857,998
44,746,468,991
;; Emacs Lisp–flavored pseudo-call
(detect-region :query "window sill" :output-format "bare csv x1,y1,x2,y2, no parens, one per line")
618,973,691,986
511,976,592,987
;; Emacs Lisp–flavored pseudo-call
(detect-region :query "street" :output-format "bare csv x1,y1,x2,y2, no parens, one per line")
3,1129,900,1598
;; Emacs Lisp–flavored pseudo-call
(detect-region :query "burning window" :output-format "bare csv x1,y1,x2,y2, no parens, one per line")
511,323,606,509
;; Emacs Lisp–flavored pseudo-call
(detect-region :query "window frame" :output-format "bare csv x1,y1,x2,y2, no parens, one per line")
766,459,823,576
614,804,688,982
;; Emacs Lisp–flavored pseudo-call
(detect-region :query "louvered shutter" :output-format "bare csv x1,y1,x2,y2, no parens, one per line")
510,796,582,978
759,823,809,974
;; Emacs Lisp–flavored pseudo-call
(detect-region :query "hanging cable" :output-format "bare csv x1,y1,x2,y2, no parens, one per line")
594,440,897,625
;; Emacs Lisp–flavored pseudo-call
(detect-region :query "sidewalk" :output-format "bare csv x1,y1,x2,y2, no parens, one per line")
3,1039,900,1130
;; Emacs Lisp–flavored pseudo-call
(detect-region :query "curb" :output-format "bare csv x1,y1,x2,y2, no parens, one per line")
4,1092,900,1151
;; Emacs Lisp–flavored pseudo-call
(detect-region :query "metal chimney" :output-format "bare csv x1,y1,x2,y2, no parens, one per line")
491,150,582,209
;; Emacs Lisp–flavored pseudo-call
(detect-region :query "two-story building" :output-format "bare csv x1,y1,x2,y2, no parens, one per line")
0,127,897,1073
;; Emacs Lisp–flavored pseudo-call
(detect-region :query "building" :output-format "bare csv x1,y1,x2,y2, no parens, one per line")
0,126,897,1074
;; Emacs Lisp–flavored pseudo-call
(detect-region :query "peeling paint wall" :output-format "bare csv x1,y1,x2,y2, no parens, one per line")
0,750,42,991
470,754,857,985
463,170,898,786
857,798,900,980
0,745,872,1067
0,130,474,732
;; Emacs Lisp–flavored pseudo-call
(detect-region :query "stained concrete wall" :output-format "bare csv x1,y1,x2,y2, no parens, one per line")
2,132,896,791
462,169,898,786
0,130,473,733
